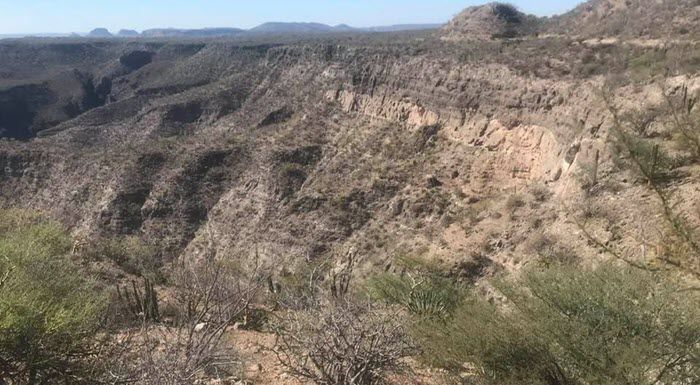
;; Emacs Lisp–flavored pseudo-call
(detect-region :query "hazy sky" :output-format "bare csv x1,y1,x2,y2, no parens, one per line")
0,0,584,34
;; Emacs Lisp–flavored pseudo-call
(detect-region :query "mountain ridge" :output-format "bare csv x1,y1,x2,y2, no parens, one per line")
549,0,700,38
45,22,443,39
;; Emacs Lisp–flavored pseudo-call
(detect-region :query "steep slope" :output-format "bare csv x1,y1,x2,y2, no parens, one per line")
549,0,700,39
0,5,699,281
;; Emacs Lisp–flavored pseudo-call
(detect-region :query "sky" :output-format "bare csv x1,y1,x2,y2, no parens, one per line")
0,0,585,34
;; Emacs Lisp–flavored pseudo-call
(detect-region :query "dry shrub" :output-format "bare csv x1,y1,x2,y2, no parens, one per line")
526,232,577,266
100,258,265,385
504,194,526,214
271,299,415,385
269,253,416,385
529,184,551,203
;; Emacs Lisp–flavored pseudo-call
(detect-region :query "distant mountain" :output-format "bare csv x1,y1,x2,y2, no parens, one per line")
88,28,112,37
248,22,442,35
333,24,356,32
79,22,441,39
0,33,73,39
117,29,139,37
362,24,443,32
141,27,244,38
182,28,245,37
249,22,339,34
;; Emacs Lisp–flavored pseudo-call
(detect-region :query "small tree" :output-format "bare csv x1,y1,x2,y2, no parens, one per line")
0,210,105,384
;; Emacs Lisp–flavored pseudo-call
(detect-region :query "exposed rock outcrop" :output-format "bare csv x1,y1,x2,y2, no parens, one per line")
1,0,698,278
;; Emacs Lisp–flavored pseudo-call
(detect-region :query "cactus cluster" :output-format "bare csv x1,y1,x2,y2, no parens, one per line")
117,279,160,322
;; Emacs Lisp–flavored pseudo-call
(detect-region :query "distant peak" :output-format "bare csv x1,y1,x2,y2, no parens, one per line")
117,29,139,37
88,28,113,37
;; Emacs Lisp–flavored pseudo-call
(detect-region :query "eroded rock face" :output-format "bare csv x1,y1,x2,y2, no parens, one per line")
0,17,697,277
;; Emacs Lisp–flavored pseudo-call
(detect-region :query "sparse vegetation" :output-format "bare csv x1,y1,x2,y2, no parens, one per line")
269,254,416,385
526,232,576,266
83,236,162,280
529,183,551,203
584,86,700,277
101,258,265,385
505,193,526,215
1,2,700,385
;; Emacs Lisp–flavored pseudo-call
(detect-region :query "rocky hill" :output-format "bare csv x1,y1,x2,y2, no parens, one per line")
441,2,541,40
549,0,700,39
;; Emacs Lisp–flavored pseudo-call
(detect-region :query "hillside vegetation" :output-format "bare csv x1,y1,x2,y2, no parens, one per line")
0,0,699,384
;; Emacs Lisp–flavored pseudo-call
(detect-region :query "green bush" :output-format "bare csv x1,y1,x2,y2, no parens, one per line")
0,210,105,384
416,264,700,385
83,236,162,280
368,273,460,321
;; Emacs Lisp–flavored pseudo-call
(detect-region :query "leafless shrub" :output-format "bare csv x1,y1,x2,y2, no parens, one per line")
504,194,526,216
526,232,577,266
101,258,265,385
663,85,700,160
271,300,416,385
268,252,416,385
529,183,551,203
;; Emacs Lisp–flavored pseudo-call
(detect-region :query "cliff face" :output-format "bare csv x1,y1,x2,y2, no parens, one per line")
0,5,698,276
